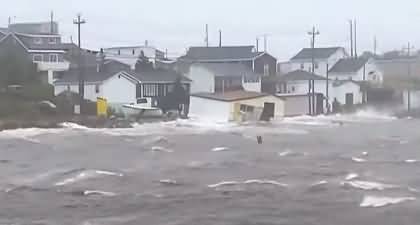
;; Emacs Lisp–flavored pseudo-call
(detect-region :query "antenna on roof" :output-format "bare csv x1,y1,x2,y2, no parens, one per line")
256,37,259,52
349,19,353,58
8,16,11,26
354,19,358,59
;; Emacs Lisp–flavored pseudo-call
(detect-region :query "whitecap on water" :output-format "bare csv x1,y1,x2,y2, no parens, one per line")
341,180,397,191
84,190,117,197
55,169,123,186
351,157,367,163
208,181,240,188
278,150,292,157
404,159,418,163
360,196,415,208
211,147,230,152
151,146,174,153
159,179,178,185
243,179,288,187
59,122,89,130
345,173,359,181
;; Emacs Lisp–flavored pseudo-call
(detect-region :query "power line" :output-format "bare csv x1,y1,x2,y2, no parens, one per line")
403,42,415,112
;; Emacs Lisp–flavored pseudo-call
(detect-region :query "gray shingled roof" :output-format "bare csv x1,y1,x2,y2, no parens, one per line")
328,58,369,74
278,70,327,81
291,47,343,60
55,61,191,85
14,33,66,51
196,62,260,78
181,46,262,62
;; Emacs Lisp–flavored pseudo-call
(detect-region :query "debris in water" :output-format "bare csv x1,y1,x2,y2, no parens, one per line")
83,190,117,197
345,173,359,181
159,179,178,185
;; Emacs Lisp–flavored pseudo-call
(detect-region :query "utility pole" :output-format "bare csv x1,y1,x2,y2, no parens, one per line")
219,29,222,47
73,14,86,114
308,26,320,116
256,37,259,52
349,20,353,58
354,19,358,59
50,11,54,34
403,42,414,112
373,36,377,57
205,24,209,47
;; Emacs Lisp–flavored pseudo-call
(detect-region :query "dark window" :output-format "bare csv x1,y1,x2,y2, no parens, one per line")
132,49,135,55
240,104,254,113
315,62,319,69
95,84,100,93
118,50,121,55
136,84,142,98
142,84,159,97
300,63,304,69
67,85,70,91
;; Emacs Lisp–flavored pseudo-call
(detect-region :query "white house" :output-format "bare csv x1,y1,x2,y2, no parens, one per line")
329,80,363,106
54,60,191,109
286,47,347,76
328,58,383,84
190,90,285,122
103,44,165,69
187,63,261,93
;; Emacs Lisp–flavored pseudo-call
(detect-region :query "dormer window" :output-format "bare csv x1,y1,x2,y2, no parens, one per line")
34,37,42,44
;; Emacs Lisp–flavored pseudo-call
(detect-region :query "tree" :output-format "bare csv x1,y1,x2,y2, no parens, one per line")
157,76,189,117
0,49,37,87
135,50,153,72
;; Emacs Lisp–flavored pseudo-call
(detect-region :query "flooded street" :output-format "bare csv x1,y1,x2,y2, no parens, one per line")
0,112,419,225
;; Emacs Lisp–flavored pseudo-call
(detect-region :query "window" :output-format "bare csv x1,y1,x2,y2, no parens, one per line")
291,86,296,92
48,37,56,44
33,54,43,62
49,54,58,62
264,64,270,76
95,84,100,93
67,85,71,91
34,37,42,44
118,50,121,55
132,49,135,55
315,62,319,69
300,63,304,69
240,104,254,113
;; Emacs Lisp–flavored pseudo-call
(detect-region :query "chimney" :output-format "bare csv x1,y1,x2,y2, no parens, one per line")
96,48,105,73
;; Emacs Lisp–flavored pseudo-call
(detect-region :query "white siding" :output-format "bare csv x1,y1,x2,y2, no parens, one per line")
190,97,231,122
284,80,327,95
187,66,215,93
281,95,310,116
330,82,362,105
102,74,137,104
403,90,420,109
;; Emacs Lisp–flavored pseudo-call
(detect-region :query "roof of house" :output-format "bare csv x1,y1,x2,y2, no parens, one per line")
55,60,191,85
180,46,263,62
191,90,270,102
14,33,66,51
0,27,9,35
8,22,59,35
278,70,327,81
291,47,343,60
328,58,369,74
195,62,260,78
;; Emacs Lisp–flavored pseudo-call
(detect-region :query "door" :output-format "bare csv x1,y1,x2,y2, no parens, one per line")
316,93,324,115
260,102,275,121
345,93,354,106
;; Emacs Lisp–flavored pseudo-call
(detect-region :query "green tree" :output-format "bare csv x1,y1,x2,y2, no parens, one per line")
135,50,153,72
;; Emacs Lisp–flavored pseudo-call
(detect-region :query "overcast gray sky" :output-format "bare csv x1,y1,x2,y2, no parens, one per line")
2,0,420,60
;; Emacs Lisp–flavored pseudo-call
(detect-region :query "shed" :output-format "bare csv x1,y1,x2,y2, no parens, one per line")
190,90,285,122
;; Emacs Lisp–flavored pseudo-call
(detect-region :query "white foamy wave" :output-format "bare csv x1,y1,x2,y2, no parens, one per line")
360,196,415,208
405,159,418,163
0,127,64,141
151,146,174,153
84,190,117,197
342,180,397,191
208,181,240,188
159,179,178,185
311,180,328,187
211,147,230,152
243,179,288,187
278,150,292,157
351,157,367,163
59,122,89,129
345,173,359,181
55,170,123,186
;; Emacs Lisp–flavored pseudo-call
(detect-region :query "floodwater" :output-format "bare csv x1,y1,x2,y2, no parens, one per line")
0,110,419,225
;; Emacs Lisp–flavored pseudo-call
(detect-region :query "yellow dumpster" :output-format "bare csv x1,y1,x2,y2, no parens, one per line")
97,97,108,117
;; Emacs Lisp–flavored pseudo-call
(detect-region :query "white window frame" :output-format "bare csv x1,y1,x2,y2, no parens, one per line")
48,37,57,44
49,54,58,62
33,54,43,62
34,37,43,44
